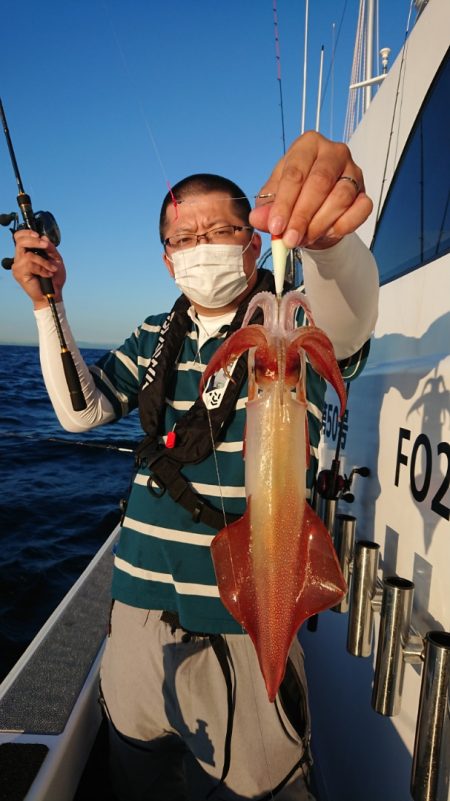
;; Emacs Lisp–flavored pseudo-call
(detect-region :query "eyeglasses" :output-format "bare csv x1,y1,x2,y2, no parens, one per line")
163,224,253,251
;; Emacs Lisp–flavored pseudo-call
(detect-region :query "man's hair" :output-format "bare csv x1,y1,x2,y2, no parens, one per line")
159,173,251,243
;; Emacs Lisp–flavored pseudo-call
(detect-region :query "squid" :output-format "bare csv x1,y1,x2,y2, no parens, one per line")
200,283,348,702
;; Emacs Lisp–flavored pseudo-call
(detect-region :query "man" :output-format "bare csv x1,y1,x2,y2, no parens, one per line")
13,132,378,800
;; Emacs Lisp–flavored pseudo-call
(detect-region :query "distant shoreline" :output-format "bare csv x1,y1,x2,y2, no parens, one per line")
0,341,116,350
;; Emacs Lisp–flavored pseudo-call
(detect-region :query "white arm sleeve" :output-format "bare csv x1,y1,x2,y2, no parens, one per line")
34,303,116,433
301,232,379,360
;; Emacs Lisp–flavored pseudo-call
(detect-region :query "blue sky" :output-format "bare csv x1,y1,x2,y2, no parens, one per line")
0,0,410,346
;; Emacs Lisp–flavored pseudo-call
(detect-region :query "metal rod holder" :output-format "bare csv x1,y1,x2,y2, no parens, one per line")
372,577,417,716
347,540,380,656
315,496,338,536
332,514,356,613
411,631,450,801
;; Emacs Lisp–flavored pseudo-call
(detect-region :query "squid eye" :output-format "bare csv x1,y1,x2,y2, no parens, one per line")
285,351,301,384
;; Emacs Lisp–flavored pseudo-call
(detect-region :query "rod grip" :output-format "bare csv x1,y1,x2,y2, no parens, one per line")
61,350,87,411
27,247,55,297
18,193,55,296
38,273,55,296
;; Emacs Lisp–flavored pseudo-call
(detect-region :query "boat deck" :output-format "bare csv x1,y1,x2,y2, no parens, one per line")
0,529,117,801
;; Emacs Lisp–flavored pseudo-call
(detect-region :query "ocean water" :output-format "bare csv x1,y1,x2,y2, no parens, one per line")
0,344,141,682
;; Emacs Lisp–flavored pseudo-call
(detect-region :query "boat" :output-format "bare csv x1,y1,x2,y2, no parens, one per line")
1,1,449,799
301,1,450,800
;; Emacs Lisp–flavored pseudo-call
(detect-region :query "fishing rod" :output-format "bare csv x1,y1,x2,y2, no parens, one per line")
3,431,135,453
0,97,86,411
316,382,370,503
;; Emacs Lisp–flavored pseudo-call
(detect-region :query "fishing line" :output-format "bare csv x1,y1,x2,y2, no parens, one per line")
101,0,172,190
196,348,228,529
102,5,280,787
197,336,277,797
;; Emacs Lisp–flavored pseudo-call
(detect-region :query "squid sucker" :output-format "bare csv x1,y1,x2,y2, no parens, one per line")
200,290,348,701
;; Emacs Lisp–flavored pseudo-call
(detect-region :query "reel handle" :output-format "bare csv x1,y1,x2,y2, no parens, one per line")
1,247,55,295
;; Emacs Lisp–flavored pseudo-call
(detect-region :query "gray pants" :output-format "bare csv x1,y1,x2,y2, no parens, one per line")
100,601,316,800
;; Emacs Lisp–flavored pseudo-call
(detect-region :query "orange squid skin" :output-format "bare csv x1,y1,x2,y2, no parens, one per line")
201,291,348,701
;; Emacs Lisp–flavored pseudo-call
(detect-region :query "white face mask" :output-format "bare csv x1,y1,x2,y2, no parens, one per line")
169,241,255,309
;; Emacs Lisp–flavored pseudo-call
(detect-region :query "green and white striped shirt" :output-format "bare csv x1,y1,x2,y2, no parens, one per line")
91,307,366,634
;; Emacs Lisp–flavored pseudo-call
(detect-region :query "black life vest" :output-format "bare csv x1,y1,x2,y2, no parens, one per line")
135,268,276,530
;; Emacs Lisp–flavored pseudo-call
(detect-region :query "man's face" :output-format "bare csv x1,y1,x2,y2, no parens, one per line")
162,191,261,314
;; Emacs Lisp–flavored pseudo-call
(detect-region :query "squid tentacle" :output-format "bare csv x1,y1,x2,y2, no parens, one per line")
288,328,347,415
200,325,269,393
280,290,315,332
242,291,278,329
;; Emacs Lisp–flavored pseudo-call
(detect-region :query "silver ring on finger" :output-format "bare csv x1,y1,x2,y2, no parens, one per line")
338,175,360,194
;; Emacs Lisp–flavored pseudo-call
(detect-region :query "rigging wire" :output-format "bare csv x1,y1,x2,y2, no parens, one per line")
344,0,367,141
373,0,415,226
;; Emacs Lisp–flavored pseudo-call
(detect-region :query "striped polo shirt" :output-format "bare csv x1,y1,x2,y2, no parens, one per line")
90,298,367,634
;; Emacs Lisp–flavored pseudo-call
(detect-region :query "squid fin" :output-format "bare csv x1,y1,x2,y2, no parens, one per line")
211,502,346,702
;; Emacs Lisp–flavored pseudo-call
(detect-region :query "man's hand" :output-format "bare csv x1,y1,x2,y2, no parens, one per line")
250,131,373,249
12,230,66,309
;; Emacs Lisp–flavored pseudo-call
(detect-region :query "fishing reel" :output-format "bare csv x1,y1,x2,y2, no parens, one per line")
1,209,61,270
316,464,370,503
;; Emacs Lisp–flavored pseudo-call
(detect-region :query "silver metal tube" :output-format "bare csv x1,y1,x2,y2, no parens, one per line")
349,73,387,89
347,540,380,657
411,631,450,801
316,497,337,537
372,577,414,716
332,514,356,613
